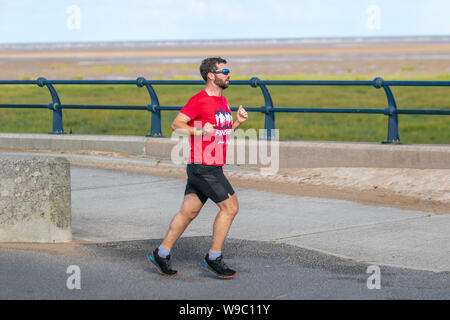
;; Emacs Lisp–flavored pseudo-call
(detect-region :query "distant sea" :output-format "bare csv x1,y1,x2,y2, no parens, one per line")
1,36,449,52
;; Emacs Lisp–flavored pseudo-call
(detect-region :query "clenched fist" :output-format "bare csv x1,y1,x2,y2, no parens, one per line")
202,122,215,135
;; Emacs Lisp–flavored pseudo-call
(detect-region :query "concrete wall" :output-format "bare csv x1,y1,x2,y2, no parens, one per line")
0,154,72,242
146,136,450,169
275,141,450,169
0,133,449,169
0,133,147,155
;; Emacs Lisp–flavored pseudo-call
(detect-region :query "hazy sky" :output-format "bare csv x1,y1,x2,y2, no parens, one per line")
0,0,449,44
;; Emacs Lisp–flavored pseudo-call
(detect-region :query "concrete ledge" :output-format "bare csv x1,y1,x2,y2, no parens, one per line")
149,137,450,169
276,140,450,169
0,154,72,242
0,133,147,156
0,133,449,169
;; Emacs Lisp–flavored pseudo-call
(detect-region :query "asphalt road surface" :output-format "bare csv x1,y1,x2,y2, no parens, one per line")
0,236,449,299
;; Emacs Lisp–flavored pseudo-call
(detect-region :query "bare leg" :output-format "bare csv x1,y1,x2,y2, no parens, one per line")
160,194,204,250
210,193,239,252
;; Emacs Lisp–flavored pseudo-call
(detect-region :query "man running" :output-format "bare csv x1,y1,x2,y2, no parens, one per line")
148,57,248,279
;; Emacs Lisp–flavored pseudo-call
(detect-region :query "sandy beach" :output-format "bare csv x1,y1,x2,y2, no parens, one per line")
1,37,449,79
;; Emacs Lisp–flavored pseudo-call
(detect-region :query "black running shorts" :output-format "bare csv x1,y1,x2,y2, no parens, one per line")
184,164,235,204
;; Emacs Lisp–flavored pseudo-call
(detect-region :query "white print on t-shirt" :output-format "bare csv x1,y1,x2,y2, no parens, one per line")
215,129,233,136
215,110,232,128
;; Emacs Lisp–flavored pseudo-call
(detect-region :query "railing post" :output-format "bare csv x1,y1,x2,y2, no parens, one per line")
137,77,164,137
37,77,65,134
373,77,401,144
250,77,276,140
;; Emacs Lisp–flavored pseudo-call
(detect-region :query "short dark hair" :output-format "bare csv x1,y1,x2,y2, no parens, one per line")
200,57,227,81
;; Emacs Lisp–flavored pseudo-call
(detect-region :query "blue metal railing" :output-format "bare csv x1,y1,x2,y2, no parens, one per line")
0,77,449,143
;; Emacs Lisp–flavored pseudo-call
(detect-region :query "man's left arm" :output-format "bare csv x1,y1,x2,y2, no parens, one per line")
232,105,248,131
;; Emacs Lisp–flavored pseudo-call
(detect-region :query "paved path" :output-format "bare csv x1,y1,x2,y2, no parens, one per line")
1,151,449,299
1,162,449,299
70,165,449,273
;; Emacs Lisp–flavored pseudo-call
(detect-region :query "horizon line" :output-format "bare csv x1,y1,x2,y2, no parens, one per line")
1,35,449,47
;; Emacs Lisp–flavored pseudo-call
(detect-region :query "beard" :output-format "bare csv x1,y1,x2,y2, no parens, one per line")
214,76,229,89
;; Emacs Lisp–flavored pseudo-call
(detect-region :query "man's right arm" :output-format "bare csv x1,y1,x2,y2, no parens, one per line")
172,113,214,136
172,113,196,135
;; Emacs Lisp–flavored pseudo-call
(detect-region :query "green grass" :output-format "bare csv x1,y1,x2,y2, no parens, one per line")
0,74,449,144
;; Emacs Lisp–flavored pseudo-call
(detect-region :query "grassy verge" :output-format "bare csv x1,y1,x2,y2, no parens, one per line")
0,74,449,144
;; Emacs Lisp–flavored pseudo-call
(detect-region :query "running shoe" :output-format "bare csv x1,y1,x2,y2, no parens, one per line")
201,254,236,279
147,248,178,277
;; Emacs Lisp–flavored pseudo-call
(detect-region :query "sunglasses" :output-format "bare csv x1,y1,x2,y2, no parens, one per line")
212,69,230,75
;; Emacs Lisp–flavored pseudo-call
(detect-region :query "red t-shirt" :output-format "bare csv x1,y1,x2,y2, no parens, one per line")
180,90,233,166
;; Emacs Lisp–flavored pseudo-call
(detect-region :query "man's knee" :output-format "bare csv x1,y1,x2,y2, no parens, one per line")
222,194,239,217
179,194,204,221
180,208,200,221
229,205,238,218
